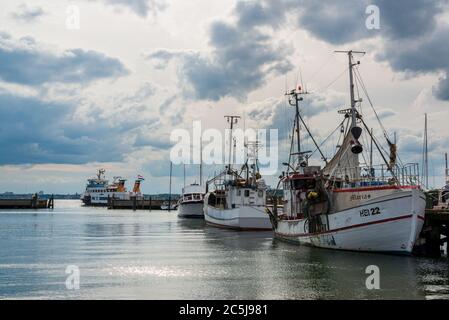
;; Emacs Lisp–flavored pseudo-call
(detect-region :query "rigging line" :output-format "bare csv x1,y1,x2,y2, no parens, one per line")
360,117,399,184
297,111,328,163
354,67,405,168
316,66,350,93
307,52,336,83
354,71,362,116
353,67,389,140
309,118,346,159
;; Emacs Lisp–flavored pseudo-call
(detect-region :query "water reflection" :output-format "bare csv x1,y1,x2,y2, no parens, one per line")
0,201,448,299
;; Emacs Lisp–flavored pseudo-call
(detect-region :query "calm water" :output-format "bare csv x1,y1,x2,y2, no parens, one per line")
0,200,448,300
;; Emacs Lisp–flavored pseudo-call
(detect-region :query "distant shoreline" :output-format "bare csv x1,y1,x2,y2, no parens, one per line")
0,193,180,200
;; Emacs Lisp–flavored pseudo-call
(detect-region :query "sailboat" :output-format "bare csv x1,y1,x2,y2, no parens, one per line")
267,50,426,255
203,116,271,230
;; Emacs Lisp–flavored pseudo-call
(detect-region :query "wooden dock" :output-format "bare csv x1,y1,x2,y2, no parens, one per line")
414,209,449,257
0,194,54,209
107,196,178,211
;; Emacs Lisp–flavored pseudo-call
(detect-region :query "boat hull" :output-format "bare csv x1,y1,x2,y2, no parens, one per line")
274,188,426,254
178,202,204,218
204,204,272,230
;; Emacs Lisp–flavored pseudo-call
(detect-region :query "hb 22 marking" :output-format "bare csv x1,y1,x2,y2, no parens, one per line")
360,207,381,217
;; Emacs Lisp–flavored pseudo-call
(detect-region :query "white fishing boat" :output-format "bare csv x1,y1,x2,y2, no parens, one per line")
178,144,205,218
178,184,205,218
204,116,271,230
267,50,426,255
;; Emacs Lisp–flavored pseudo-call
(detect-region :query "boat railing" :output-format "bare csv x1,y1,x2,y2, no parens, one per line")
329,163,421,188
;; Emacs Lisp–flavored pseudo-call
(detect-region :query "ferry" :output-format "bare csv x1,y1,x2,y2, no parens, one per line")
81,169,143,206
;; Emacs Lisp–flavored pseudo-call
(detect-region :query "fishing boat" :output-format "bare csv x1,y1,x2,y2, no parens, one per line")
204,116,271,230
266,50,426,255
178,184,205,218
81,169,143,206
178,143,206,218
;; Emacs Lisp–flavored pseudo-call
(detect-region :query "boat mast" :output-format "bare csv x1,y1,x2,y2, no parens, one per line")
424,113,429,189
370,128,374,177
286,87,307,166
444,153,449,185
199,138,203,185
168,161,172,212
335,50,365,128
224,115,240,170
286,87,327,167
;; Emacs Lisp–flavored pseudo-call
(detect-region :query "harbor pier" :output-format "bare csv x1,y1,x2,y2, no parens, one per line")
414,209,449,258
0,194,54,209
107,195,178,211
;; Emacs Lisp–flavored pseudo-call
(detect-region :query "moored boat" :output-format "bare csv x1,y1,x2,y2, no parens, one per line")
178,184,205,218
204,116,271,230
267,50,426,255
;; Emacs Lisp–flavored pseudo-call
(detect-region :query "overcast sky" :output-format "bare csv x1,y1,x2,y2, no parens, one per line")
0,0,448,194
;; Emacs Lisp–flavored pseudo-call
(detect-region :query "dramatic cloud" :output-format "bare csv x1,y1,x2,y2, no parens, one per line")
100,0,167,18
295,0,443,44
0,76,180,165
148,0,294,101
0,32,128,86
293,0,449,101
0,92,132,165
10,4,45,23
296,0,372,44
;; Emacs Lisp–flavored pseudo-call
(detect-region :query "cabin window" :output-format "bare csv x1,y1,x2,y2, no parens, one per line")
258,190,263,197
244,190,250,197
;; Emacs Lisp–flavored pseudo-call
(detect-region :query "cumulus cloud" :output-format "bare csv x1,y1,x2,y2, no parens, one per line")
0,32,128,86
148,0,294,101
10,4,45,23
100,0,167,18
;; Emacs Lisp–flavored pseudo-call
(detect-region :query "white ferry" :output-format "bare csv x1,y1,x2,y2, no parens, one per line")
81,169,143,206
